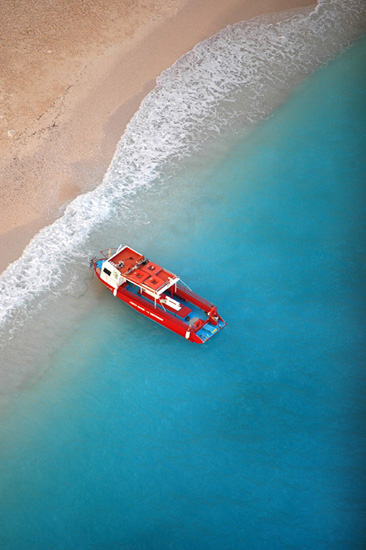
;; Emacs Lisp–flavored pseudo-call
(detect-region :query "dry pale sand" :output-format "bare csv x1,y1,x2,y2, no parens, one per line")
0,0,314,273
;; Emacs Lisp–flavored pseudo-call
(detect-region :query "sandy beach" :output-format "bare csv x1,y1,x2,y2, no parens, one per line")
0,0,314,273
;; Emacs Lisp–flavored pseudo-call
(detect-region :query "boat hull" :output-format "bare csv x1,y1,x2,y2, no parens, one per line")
93,257,226,344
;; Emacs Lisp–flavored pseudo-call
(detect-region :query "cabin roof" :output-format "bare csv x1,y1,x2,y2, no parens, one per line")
108,245,179,295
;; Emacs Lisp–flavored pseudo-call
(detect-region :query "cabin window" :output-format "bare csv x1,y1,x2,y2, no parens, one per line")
103,267,112,276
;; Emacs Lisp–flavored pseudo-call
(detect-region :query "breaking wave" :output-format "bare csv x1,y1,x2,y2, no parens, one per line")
0,0,365,338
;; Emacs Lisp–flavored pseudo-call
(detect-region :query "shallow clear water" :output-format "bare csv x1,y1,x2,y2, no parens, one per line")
0,34,365,549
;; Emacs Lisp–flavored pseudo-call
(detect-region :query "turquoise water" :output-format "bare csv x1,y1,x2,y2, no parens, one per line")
1,28,366,550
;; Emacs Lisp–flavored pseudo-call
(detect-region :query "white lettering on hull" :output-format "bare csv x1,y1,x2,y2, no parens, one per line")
129,301,164,323
150,313,164,322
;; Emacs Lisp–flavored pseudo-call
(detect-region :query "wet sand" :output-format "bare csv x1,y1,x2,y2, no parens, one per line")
0,0,314,273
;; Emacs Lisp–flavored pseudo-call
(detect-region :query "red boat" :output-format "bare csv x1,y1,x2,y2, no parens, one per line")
92,245,226,343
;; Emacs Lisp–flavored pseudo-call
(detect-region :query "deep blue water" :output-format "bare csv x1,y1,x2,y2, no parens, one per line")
0,37,365,550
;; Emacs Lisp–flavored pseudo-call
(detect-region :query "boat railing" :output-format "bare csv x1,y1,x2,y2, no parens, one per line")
99,248,118,259
177,281,213,309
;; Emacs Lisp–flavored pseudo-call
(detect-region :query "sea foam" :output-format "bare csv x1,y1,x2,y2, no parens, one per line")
0,0,365,339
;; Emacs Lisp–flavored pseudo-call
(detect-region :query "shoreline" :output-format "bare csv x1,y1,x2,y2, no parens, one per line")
0,0,315,274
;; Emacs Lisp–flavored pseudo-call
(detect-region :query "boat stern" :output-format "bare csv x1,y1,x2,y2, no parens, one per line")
195,317,227,343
